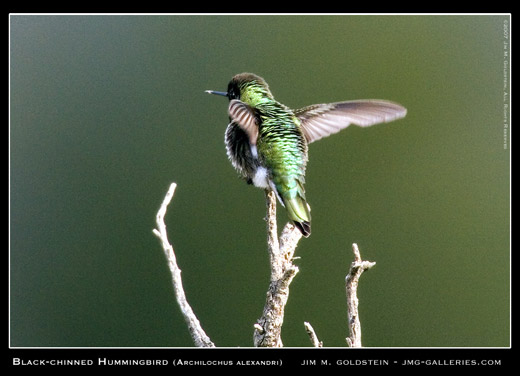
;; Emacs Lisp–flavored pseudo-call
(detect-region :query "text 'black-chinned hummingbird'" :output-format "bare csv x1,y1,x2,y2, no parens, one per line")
206,73,407,238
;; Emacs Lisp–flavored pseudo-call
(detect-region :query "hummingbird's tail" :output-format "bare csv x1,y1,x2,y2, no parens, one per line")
283,195,311,238
293,219,311,238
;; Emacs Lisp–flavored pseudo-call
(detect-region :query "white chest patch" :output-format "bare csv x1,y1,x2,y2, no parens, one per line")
252,167,270,189
250,144,259,159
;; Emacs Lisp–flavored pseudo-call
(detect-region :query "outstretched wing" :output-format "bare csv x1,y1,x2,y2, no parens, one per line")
228,99,259,145
295,100,407,144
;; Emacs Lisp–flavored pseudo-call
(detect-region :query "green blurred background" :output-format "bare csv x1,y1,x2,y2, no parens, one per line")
10,15,510,347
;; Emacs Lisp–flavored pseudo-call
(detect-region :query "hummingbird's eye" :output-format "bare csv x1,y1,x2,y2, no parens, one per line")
227,83,240,100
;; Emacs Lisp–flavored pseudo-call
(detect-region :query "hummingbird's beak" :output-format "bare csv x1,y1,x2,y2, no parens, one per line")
205,90,228,97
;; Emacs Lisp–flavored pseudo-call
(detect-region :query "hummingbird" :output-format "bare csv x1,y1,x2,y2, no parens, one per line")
206,73,407,238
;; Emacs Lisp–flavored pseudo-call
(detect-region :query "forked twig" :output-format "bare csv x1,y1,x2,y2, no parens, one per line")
345,243,375,347
152,183,214,347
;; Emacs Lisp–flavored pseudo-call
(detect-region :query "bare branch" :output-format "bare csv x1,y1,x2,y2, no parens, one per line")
304,322,323,347
265,188,280,255
345,243,376,348
153,183,215,347
253,190,302,347
153,184,377,348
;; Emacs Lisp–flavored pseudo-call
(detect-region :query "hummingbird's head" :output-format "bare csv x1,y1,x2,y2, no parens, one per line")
206,73,274,106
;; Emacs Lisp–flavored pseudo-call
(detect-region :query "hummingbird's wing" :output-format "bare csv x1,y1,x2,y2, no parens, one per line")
295,100,407,144
228,99,259,145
